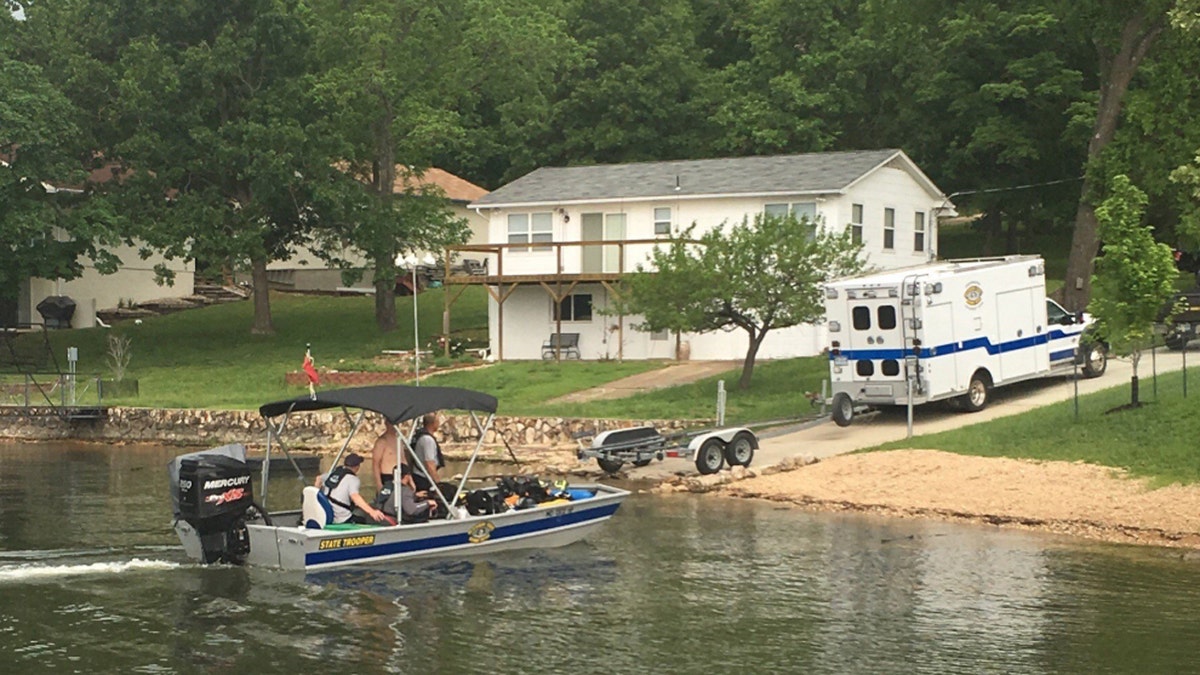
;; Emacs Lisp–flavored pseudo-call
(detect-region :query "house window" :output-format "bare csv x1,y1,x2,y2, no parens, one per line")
553,294,593,322
765,202,818,239
508,212,554,251
650,330,669,341
883,208,895,250
914,211,926,252
654,207,672,236
851,203,864,245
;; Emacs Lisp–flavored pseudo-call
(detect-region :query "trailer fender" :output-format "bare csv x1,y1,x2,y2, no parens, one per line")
686,427,756,458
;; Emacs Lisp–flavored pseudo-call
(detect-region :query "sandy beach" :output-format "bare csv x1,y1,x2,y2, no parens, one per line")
724,449,1200,549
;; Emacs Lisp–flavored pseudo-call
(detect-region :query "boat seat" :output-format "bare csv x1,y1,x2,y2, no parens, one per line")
302,486,333,529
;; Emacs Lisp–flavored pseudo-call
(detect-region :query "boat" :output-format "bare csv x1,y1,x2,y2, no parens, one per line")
167,385,630,572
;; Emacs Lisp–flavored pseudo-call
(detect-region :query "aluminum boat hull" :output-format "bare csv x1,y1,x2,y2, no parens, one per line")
175,483,628,572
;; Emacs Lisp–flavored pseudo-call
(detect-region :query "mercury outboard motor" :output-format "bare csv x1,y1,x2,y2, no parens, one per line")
174,449,255,565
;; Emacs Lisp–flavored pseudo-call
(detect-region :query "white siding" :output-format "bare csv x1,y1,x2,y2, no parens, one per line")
25,242,194,329
478,158,947,360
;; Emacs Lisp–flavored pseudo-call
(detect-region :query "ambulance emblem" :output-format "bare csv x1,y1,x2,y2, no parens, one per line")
964,283,983,309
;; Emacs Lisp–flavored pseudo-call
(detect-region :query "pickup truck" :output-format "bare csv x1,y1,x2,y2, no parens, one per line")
1164,289,1200,350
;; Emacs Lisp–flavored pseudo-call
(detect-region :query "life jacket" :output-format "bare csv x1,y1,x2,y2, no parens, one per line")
321,466,355,512
412,427,445,469
373,480,397,517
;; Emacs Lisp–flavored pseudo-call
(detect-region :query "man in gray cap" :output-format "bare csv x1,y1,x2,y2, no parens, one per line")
315,453,386,524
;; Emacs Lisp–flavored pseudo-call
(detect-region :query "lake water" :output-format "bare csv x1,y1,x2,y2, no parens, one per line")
2,441,1199,674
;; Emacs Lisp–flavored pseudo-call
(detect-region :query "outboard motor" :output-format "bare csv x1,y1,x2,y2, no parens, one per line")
171,445,256,565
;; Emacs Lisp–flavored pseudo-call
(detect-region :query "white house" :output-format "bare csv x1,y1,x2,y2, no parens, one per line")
1,160,195,330
261,167,490,292
453,149,954,361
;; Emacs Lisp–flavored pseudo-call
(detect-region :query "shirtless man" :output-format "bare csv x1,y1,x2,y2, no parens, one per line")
371,421,401,492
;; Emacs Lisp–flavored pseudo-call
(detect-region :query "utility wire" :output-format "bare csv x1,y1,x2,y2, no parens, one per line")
946,176,1084,200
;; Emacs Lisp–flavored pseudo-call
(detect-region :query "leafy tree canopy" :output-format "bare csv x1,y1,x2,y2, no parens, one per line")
618,213,864,389
1089,174,1179,405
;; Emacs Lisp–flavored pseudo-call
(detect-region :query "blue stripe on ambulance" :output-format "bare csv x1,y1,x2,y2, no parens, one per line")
830,329,1087,362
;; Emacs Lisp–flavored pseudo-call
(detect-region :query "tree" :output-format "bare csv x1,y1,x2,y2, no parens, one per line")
312,0,568,329
109,0,334,335
0,42,119,324
1061,0,1177,311
618,213,864,389
538,0,718,166
1088,175,1179,406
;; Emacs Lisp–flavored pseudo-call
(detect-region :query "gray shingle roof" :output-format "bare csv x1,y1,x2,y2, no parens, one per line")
473,149,924,207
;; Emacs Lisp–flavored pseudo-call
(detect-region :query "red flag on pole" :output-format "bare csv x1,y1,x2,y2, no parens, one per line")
303,347,319,385
302,343,316,396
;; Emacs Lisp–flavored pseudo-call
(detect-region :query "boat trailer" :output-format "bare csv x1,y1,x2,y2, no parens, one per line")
576,425,758,476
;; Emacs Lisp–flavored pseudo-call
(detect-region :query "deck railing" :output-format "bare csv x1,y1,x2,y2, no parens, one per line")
442,238,684,284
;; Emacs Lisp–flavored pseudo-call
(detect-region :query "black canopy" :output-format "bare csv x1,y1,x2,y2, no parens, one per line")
258,385,498,424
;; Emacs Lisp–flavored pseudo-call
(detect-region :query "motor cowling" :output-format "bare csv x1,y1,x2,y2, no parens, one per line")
177,454,254,565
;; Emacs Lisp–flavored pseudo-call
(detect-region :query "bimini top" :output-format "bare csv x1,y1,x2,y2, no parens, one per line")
259,385,498,424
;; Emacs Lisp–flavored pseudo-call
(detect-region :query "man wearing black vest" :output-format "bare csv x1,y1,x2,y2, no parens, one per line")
314,453,386,524
410,412,446,493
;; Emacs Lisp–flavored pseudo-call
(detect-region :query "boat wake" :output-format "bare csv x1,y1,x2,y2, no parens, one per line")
0,558,182,583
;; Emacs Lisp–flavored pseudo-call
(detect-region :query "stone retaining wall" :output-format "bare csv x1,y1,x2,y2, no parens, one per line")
0,406,709,460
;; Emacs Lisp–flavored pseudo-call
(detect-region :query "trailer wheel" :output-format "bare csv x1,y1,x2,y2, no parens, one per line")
597,457,624,476
696,438,725,475
831,393,854,427
959,371,991,412
1081,342,1108,378
724,432,756,467
633,458,653,467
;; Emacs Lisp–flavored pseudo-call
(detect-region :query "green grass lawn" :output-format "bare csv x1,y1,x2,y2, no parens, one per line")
7,289,826,421
875,370,1200,485
431,355,829,422
536,356,829,423
19,288,491,409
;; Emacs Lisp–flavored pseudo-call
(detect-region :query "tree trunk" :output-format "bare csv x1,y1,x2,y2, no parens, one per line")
1130,350,1141,406
375,254,397,333
1062,15,1164,311
372,104,397,332
249,256,275,335
979,210,1000,257
737,329,767,390
1004,211,1019,254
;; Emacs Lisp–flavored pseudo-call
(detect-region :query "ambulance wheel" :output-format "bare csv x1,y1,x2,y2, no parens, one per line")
831,393,854,427
696,438,726,475
724,432,756,467
1081,342,1108,378
597,457,624,476
960,371,991,412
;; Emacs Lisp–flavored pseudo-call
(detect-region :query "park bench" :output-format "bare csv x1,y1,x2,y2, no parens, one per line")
541,333,580,360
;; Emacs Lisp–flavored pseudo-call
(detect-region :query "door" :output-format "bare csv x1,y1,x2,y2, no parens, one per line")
603,213,626,273
581,213,603,274
995,288,1039,381
845,296,904,384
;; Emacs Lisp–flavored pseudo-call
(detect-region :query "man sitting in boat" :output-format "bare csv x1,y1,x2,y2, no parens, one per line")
398,462,439,524
411,412,446,492
315,453,387,525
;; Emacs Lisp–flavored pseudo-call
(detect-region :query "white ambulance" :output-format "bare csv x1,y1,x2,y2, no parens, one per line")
823,255,1107,426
